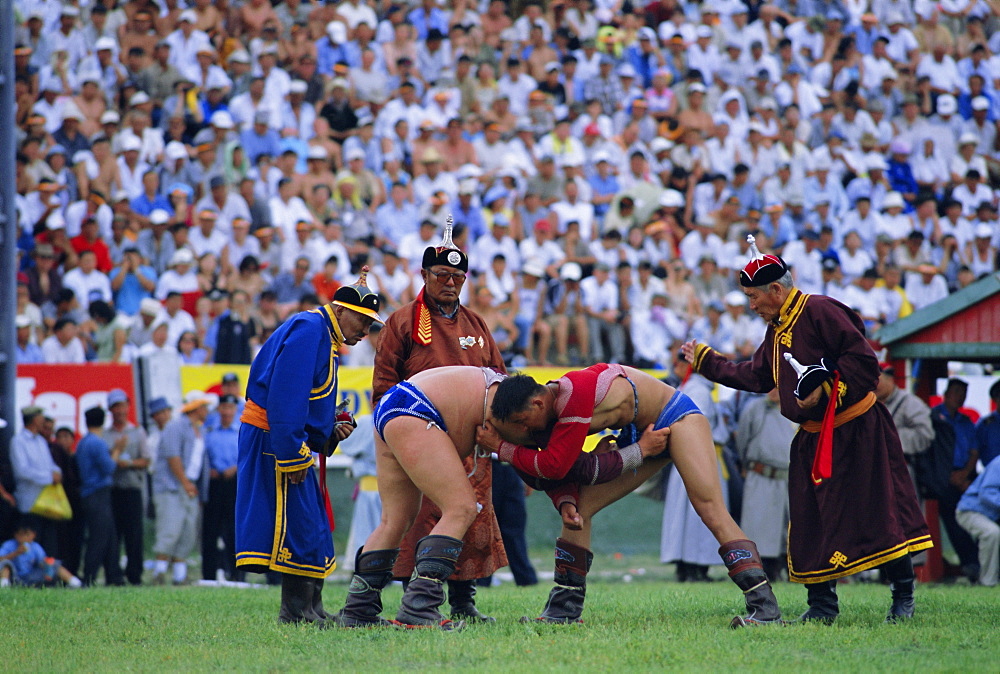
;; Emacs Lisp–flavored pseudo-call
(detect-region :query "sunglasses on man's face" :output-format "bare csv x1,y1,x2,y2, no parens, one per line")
430,270,467,284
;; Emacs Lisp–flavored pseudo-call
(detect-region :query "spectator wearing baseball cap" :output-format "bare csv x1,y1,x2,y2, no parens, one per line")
151,388,211,586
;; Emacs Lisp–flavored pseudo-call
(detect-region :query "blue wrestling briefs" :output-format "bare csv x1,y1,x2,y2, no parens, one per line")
374,381,448,441
617,390,703,446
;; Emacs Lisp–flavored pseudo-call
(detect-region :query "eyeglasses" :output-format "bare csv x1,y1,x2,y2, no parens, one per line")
430,270,467,284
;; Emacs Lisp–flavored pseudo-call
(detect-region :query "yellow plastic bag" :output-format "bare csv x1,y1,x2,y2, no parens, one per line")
30,484,73,521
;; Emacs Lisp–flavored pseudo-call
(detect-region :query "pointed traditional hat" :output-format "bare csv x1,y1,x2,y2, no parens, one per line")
332,266,384,323
421,216,469,272
739,234,789,287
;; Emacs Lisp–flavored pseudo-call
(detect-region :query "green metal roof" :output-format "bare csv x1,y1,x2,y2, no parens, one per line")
876,272,1000,348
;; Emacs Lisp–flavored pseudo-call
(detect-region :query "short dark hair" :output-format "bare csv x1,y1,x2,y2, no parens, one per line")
946,378,968,392
88,300,115,323
53,317,76,332
85,406,106,428
491,374,545,422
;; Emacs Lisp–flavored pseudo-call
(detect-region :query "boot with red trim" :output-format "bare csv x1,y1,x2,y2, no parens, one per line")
395,535,465,631
331,548,399,628
524,538,593,624
719,539,784,628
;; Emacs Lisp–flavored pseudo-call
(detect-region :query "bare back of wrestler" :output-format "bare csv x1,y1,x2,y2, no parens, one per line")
371,366,498,549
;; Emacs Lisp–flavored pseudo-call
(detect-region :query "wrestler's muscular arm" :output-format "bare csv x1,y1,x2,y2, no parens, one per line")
511,436,640,491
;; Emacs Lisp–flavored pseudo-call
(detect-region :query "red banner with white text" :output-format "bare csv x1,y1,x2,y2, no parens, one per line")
16,364,138,438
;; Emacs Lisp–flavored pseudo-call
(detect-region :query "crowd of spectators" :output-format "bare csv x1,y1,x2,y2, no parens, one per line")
11,0,1000,371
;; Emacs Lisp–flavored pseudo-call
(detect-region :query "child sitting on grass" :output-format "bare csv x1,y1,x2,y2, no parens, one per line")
0,525,82,588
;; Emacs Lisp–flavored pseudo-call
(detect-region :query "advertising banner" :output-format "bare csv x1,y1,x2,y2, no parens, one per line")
16,364,138,437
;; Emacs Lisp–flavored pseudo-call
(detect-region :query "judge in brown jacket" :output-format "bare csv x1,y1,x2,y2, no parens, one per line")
365,220,507,623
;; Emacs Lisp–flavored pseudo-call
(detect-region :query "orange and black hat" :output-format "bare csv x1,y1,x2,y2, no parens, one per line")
332,266,384,323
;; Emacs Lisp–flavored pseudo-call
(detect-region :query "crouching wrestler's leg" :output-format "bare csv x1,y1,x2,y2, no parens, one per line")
379,418,478,629
333,425,420,628
668,414,783,627
527,456,671,624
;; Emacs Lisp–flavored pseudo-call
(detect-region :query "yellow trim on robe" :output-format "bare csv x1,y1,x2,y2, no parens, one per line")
771,290,809,384
308,305,343,400
691,342,715,372
787,534,934,583
274,446,315,472
271,466,287,569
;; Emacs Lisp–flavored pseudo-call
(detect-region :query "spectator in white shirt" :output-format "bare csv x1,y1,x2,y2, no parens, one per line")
550,180,596,243
117,136,151,201
580,263,627,364
165,10,213,78
280,220,321,274
878,192,915,241
41,317,86,363
679,217,725,271
916,43,962,96
155,248,200,300
838,230,876,283
588,229,625,269
268,177,314,242
497,57,537,117
188,209,229,258
472,216,521,274
783,229,825,295
939,198,975,249
905,263,949,310
368,249,413,311
62,250,112,313
160,291,197,349
630,292,687,369
952,170,994,218
518,218,565,277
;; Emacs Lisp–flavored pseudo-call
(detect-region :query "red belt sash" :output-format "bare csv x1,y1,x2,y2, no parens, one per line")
800,383,876,485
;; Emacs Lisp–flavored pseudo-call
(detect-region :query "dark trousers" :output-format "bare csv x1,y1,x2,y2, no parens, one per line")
490,461,537,586
202,476,238,581
54,501,84,577
112,487,145,585
81,487,123,586
939,484,981,570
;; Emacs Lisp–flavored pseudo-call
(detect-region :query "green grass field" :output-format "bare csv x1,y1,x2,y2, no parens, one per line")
4,577,999,672
6,476,997,672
